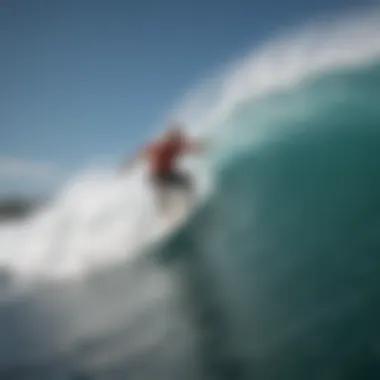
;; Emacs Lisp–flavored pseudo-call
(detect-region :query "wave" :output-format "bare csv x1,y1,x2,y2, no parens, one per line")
159,59,380,379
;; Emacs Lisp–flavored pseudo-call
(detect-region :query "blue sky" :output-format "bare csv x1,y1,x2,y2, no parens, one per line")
0,0,371,196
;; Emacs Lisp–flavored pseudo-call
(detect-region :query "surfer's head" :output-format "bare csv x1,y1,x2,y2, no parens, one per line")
163,122,184,142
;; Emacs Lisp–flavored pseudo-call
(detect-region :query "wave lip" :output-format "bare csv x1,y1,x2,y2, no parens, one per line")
174,6,380,134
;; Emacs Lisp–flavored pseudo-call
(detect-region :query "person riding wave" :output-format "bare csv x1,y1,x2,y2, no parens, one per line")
122,123,204,217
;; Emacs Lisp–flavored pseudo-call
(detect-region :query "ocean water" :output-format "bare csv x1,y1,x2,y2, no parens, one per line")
2,7,380,380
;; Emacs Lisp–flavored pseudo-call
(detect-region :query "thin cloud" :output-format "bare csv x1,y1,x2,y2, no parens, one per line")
0,157,57,179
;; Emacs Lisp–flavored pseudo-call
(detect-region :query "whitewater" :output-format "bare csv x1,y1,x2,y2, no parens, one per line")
2,6,380,380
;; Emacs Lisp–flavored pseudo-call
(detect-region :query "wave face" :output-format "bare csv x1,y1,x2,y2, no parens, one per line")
1,7,380,380
163,61,380,380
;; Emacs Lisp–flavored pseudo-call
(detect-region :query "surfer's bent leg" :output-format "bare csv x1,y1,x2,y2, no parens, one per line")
170,170,194,206
150,172,172,215
150,170,194,215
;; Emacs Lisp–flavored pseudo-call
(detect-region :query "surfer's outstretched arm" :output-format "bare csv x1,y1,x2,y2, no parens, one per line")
183,139,208,155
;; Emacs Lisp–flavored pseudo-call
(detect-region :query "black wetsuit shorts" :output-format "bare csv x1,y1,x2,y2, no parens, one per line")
151,170,191,191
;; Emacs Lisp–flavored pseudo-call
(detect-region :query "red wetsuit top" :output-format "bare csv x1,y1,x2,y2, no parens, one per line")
146,139,188,175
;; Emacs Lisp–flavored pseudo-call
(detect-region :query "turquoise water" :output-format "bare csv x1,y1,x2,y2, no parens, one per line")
160,61,380,380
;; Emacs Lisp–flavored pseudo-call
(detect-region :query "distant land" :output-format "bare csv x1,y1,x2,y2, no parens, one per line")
0,196,48,221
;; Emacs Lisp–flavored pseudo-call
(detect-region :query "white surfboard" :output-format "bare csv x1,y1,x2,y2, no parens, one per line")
153,193,191,240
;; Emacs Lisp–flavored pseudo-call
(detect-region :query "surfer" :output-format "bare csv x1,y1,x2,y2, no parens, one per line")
122,123,204,217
